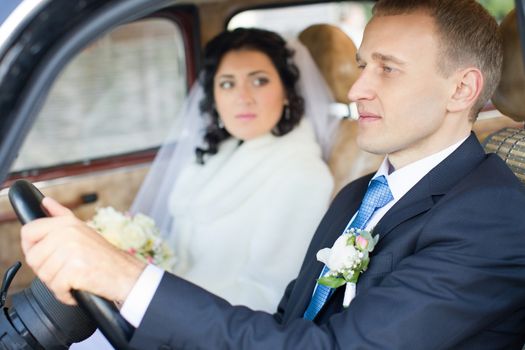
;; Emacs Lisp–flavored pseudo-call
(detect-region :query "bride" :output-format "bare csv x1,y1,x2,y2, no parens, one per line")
72,27,338,348
132,27,338,312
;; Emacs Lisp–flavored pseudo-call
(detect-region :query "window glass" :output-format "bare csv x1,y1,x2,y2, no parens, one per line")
478,0,514,22
11,18,187,172
228,2,374,47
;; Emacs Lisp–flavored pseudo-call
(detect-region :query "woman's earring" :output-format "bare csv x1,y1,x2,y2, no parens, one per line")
283,105,290,121
217,118,224,129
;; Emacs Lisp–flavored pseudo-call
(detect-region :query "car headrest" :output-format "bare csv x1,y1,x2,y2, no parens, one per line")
482,9,525,186
298,24,360,103
298,24,383,195
492,9,525,122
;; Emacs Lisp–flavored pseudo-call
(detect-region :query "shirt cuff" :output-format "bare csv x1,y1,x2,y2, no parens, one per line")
120,264,164,327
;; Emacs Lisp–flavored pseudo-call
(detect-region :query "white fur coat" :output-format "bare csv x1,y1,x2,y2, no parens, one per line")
169,120,334,312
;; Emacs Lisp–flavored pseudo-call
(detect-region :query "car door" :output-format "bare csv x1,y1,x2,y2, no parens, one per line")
0,0,200,292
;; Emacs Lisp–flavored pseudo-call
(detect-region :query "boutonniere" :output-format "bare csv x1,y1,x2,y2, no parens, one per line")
316,228,379,307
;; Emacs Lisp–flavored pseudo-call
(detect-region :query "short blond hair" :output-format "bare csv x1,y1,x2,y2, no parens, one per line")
373,0,503,120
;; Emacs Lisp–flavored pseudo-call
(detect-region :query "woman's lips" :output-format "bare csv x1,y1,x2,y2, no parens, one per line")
236,113,256,120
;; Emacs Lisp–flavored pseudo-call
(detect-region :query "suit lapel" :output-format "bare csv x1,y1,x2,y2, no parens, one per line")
285,134,486,321
374,133,486,240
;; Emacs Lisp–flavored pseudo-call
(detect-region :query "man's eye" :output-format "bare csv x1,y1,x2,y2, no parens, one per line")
357,63,366,70
382,65,394,73
253,77,269,87
219,81,234,89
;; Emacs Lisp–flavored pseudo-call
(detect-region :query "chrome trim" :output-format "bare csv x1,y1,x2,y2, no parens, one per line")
0,0,50,57
0,41,22,82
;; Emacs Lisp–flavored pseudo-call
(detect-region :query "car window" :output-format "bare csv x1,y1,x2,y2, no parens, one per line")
11,18,187,173
478,0,514,21
228,2,373,46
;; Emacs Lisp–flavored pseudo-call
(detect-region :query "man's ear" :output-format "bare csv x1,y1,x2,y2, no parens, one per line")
447,67,483,113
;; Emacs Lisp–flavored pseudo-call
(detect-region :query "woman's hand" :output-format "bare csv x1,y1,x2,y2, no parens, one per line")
21,197,146,305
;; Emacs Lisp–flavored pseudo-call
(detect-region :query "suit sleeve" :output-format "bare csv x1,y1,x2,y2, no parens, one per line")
128,178,360,350
130,184,525,349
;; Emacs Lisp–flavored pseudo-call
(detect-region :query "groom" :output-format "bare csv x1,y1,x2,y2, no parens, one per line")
20,0,525,348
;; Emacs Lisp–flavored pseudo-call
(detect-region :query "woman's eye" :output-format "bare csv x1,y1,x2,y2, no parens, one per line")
357,63,366,70
253,77,269,87
219,81,234,89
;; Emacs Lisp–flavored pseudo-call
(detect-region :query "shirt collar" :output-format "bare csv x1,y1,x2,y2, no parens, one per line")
373,136,469,201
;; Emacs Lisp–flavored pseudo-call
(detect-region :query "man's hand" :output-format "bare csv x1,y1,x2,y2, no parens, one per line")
21,197,146,305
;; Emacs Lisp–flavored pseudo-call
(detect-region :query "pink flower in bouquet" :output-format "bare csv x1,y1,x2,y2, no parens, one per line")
356,235,369,250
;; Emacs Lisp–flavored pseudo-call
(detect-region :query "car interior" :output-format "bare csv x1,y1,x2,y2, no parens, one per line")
484,9,525,185
0,0,522,299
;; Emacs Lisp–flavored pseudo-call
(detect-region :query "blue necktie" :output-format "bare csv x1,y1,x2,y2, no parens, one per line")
303,175,393,320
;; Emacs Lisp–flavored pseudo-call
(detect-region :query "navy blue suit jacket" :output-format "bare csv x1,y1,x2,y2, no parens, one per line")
130,134,525,349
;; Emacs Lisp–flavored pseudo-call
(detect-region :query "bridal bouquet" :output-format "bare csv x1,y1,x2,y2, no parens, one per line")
88,207,176,272
316,228,378,307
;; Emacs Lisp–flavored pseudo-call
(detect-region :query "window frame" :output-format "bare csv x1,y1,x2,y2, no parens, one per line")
0,0,200,188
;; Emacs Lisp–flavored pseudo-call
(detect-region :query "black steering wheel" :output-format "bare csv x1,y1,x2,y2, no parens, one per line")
8,179,135,349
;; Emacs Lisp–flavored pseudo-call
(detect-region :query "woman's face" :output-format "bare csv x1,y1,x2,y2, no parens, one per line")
213,49,287,141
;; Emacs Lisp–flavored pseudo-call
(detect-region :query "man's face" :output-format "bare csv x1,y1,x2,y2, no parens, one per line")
348,12,461,169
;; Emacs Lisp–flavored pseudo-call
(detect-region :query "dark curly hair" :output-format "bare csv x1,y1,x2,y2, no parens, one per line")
196,28,304,164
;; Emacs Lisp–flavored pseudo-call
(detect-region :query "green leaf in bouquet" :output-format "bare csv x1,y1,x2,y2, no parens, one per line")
318,275,347,288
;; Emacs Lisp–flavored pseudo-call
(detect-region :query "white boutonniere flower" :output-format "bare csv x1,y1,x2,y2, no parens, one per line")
316,228,379,307
88,207,176,272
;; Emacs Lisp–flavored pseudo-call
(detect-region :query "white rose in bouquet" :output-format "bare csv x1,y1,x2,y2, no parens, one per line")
88,207,176,272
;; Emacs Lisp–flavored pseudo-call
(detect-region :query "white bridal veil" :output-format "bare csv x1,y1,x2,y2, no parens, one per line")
130,39,340,239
